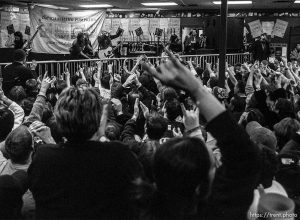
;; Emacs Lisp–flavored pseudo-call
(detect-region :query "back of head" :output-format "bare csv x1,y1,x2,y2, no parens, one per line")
274,117,300,151
231,95,246,112
161,87,178,103
8,86,26,104
153,137,211,197
25,79,39,97
5,125,33,164
0,170,28,218
13,49,26,62
275,98,295,120
54,87,102,142
146,112,168,140
55,80,68,95
0,106,14,142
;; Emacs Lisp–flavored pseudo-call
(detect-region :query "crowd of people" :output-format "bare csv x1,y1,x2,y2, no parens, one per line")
0,46,300,220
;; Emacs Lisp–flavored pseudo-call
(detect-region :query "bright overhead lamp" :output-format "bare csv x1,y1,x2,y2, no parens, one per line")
141,2,178,6
79,4,113,8
213,1,252,4
295,0,300,3
36,4,69,9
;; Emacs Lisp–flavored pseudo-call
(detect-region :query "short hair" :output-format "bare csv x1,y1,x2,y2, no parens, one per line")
5,126,33,164
165,99,181,121
236,80,246,94
0,106,14,142
153,137,211,197
274,117,300,151
146,112,168,140
20,97,35,116
161,87,178,102
231,95,246,112
13,49,26,62
8,86,26,104
54,87,102,142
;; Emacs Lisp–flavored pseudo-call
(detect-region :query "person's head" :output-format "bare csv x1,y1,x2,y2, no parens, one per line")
296,43,300,51
105,121,121,141
153,137,215,200
234,80,245,95
192,29,197,36
234,63,242,74
13,49,26,63
20,97,34,116
77,32,85,43
8,86,26,105
5,126,33,164
54,87,102,142
25,79,39,97
207,77,218,89
146,111,167,140
0,171,28,218
260,33,267,41
165,99,181,121
229,95,246,113
161,87,178,103
14,31,23,42
0,106,14,142
274,98,295,120
246,121,277,151
274,118,300,151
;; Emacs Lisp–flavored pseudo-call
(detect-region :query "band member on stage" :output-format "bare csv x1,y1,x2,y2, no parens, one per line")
252,33,271,62
69,32,91,59
169,33,181,53
83,33,94,58
97,29,123,58
5,31,27,49
183,30,200,55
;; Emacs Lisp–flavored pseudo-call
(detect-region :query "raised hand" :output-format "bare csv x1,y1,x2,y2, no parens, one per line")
140,101,149,119
172,127,183,137
30,121,56,144
181,103,200,131
111,98,123,115
142,48,201,94
132,98,139,120
40,72,55,94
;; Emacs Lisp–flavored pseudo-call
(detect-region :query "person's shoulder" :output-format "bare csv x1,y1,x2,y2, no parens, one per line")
34,144,62,158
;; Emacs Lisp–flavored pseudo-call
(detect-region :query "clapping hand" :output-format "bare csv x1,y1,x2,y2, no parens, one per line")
140,101,149,119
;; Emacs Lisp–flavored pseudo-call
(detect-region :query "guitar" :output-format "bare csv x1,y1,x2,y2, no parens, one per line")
98,40,124,60
22,24,45,55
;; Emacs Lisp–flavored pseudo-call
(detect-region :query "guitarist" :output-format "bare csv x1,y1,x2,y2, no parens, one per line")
70,32,91,59
97,29,123,58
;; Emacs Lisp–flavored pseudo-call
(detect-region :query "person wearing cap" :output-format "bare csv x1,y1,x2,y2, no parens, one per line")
252,33,271,62
2,49,36,95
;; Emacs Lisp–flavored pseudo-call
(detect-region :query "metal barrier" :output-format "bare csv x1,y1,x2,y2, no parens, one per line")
0,53,252,79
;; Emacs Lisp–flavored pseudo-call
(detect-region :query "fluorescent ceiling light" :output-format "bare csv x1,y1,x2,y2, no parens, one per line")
141,2,178,6
295,0,300,3
79,4,113,8
213,1,252,4
37,4,69,9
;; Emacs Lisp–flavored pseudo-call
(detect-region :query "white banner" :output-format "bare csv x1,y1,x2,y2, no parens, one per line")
29,6,106,54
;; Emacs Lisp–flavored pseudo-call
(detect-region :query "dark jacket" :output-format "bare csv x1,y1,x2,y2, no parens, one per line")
252,39,271,62
2,62,35,95
144,111,262,220
28,141,144,219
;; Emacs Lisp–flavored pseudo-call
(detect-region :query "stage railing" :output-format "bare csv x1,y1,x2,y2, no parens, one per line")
0,53,251,79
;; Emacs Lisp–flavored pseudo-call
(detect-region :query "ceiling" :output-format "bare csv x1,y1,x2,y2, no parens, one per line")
3,0,300,10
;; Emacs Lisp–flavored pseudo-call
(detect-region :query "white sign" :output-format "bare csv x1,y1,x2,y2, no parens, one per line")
248,20,263,38
273,19,288,38
262,21,274,35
